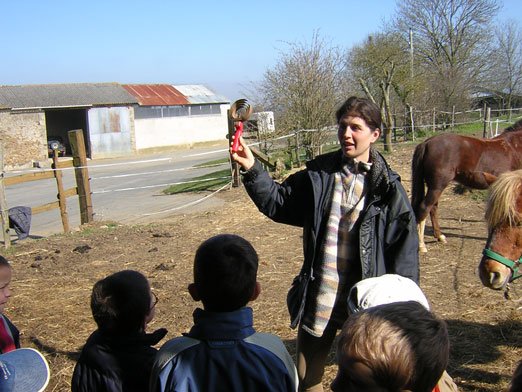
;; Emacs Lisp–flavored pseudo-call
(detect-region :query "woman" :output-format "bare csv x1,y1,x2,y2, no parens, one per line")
230,96,419,391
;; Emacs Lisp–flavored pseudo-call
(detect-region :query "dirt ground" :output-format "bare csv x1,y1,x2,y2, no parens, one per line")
2,142,522,392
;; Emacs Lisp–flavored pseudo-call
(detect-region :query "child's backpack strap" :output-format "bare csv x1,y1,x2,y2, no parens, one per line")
149,336,200,392
244,332,298,391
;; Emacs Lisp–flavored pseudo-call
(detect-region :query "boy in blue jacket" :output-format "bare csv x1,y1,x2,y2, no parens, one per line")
150,234,298,392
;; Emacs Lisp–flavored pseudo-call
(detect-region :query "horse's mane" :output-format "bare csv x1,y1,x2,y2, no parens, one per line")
485,169,522,228
503,119,522,133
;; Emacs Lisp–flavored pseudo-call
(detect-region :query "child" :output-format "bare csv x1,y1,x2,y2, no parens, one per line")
150,234,298,392
71,270,167,392
344,274,458,392
0,256,20,354
332,300,449,392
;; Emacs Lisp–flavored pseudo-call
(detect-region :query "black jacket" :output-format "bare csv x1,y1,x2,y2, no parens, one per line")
242,148,419,328
71,328,167,392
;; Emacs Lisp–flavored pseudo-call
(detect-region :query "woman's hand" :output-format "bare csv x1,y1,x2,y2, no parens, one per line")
230,135,255,171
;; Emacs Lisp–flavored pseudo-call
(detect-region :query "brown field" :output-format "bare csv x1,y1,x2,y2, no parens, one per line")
3,141,521,391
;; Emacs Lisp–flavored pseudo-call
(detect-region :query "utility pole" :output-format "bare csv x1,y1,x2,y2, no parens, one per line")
409,28,414,79
409,28,416,140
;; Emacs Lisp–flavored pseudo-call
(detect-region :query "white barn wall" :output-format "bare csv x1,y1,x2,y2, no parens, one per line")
134,104,229,150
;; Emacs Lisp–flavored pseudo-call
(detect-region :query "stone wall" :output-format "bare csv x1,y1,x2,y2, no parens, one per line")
0,110,47,170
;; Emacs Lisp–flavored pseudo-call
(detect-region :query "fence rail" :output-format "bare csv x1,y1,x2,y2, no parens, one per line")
1,130,93,248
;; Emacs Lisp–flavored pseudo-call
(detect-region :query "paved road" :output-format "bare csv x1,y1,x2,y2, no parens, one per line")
4,143,232,239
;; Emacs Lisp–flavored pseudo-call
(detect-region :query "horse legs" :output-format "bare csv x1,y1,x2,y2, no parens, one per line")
429,201,447,243
418,219,428,253
415,187,446,252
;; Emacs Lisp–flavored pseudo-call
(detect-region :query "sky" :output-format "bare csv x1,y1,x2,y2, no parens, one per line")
0,0,521,102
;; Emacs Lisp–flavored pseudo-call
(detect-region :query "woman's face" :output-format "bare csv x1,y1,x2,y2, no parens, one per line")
337,115,380,162
0,266,12,313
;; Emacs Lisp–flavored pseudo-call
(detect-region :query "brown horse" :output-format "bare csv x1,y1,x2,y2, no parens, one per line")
411,120,522,253
479,169,522,290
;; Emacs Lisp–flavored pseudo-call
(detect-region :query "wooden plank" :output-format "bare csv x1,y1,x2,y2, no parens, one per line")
250,146,275,169
62,187,78,198
32,201,60,215
0,144,11,248
69,130,93,224
4,171,55,186
55,160,74,169
52,156,70,233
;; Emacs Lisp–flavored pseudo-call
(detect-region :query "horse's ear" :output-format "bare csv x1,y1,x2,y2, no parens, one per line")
482,172,498,185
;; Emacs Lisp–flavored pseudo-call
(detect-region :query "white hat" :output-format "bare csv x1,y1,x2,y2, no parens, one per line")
0,348,50,392
348,274,430,314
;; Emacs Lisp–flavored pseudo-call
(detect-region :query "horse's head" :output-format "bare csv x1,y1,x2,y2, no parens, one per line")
479,170,522,290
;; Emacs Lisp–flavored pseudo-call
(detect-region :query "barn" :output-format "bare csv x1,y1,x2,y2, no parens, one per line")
0,83,230,170
0,83,138,169
122,84,230,152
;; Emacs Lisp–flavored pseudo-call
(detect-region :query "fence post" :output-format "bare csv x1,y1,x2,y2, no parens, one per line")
0,144,11,248
295,131,301,167
409,105,415,141
68,129,93,224
52,152,70,232
483,107,491,138
227,112,241,187
432,109,436,132
451,105,455,128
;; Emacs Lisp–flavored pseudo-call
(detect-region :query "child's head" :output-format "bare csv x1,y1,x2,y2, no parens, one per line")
90,270,156,335
0,256,12,314
189,234,259,312
332,301,449,392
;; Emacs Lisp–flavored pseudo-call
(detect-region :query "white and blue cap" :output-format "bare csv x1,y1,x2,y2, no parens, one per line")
347,274,430,314
0,348,50,392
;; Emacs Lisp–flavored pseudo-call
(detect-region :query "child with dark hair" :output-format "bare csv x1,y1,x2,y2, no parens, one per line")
332,301,449,392
0,256,20,354
71,270,167,392
150,234,298,392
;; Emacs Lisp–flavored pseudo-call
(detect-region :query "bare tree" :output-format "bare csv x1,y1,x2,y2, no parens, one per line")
257,32,345,158
394,0,500,111
347,32,411,152
488,22,522,109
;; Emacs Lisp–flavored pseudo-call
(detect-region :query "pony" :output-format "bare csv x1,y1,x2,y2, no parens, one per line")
478,169,522,290
411,119,522,253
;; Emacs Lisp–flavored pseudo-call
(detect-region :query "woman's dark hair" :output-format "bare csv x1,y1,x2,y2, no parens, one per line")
335,96,381,131
90,270,151,335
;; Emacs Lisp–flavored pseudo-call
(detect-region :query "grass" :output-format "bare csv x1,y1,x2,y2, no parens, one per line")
162,169,231,194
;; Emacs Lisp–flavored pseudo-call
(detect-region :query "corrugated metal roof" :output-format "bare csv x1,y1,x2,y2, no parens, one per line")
173,84,229,104
0,83,138,109
122,84,189,106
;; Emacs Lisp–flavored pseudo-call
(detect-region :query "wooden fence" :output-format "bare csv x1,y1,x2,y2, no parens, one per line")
0,129,93,248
